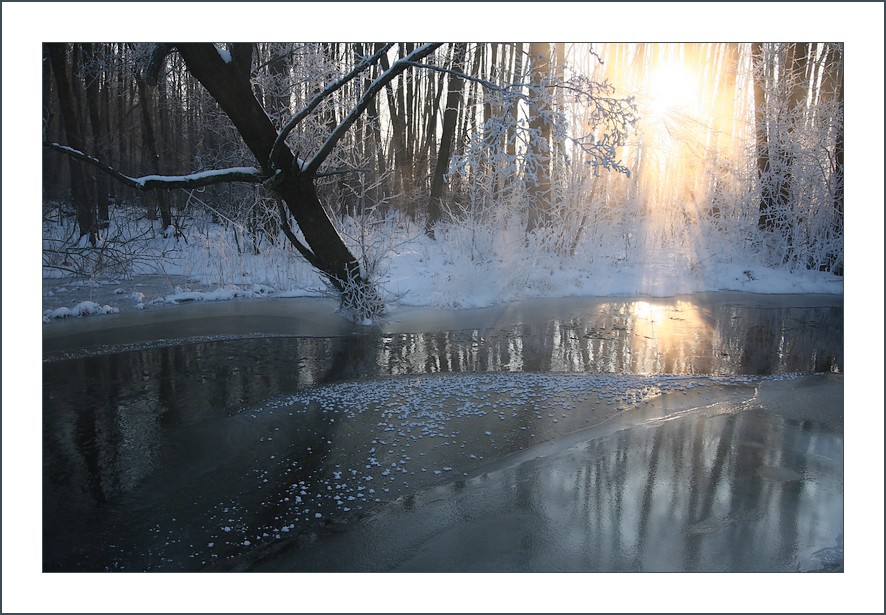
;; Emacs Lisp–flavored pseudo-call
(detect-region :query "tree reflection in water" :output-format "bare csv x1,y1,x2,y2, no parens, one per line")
42,295,842,571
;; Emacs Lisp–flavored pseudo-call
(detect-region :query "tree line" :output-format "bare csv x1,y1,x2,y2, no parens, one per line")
43,42,843,318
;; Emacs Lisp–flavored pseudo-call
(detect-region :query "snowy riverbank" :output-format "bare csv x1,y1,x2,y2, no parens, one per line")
41,218,843,325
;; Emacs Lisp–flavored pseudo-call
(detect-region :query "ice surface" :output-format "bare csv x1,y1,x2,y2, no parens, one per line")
44,341,842,573
246,374,843,573
40,291,844,574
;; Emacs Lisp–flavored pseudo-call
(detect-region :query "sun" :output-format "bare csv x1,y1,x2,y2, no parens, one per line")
647,62,697,117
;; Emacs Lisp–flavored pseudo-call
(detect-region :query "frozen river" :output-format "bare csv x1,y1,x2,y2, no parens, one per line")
42,293,843,572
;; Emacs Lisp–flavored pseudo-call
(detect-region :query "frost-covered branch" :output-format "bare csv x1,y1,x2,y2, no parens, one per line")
303,43,443,177
45,142,266,190
405,61,629,107
269,43,395,170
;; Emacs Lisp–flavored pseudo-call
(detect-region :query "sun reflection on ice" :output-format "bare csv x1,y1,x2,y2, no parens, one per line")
627,300,713,374
631,300,667,323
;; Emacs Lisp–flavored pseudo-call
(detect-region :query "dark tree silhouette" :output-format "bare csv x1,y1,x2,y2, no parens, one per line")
47,42,442,319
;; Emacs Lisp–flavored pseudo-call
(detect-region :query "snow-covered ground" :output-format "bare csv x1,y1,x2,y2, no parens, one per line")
41,210,843,323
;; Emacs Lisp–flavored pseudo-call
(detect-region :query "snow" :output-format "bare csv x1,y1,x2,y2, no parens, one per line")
42,301,119,323
379,230,843,310
147,285,276,305
49,143,86,158
41,208,842,324
10,9,877,615
133,167,261,186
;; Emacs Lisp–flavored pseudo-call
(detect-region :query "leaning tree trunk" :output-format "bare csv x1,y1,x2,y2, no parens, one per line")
173,43,380,317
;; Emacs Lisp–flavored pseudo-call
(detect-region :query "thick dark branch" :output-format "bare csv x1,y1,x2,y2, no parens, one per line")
230,43,254,80
136,167,265,190
45,142,265,190
303,43,443,177
268,43,395,170
275,200,322,269
145,43,173,85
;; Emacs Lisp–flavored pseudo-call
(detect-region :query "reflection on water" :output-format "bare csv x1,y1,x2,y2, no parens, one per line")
259,375,843,573
43,297,842,506
376,299,841,376
548,397,842,572
42,295,843,571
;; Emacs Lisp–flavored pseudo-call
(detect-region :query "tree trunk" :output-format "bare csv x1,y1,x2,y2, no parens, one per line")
403,43,416,177
456,46,483,163
359,44,387,204
48,43,98,244
427,43,467,235
136,77,173,231
826,43,843,275
551,43,566,208
81,43,111,229
752,43,775,231
761,44,809,256
526,42,553,232
379,48,413,214
43,45,65,202
175,43,380,316
505,43,524,162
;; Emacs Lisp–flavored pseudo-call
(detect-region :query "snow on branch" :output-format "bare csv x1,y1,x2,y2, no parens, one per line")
303,43,443,177
135,167,264,189
45,142,265,190
269,43,395,170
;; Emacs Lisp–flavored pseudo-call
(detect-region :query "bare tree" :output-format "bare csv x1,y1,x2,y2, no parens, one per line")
47,42,442,320
526,43,554,232
427,43,467,235
47,43,98,245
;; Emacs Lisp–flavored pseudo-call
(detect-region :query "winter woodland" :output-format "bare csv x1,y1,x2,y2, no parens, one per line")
43,43,844,320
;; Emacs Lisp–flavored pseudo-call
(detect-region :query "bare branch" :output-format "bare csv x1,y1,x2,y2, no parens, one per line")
45,142,266,190
269,43,395,170
303,43,443,177
315,167,372,178
401,60,516,97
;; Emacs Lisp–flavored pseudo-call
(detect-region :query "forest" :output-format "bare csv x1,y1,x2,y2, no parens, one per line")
42,42,844,320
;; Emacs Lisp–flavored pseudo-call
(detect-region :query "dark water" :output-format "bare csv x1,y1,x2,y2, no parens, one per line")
255,375,843,573
42,294,843,572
